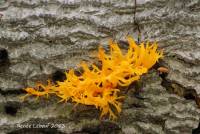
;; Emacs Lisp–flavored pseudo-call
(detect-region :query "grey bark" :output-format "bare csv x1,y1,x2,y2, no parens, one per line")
0,0,200,134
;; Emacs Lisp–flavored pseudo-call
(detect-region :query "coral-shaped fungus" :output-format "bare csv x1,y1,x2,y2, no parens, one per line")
22,36,163,120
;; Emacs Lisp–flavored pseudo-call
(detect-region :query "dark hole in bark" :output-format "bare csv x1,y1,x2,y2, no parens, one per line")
192,122,200,134
0,48,9,65
159,72,168,79
4,103,19,116
0,88,26,95
52,70,66,83
49,40,53,43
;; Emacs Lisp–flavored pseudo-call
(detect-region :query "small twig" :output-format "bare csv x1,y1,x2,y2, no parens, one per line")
133,0,137,21
133,0,141,43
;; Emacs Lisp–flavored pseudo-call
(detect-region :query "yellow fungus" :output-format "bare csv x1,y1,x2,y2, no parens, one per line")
22,36,163,120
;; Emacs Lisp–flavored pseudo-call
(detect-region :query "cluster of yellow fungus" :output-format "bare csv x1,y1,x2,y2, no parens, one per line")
22,36,163,120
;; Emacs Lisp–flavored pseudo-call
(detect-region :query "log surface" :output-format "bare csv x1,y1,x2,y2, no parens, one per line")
0,0,200,133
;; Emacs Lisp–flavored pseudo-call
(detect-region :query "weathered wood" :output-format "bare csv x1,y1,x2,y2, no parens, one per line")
0,0,200,133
